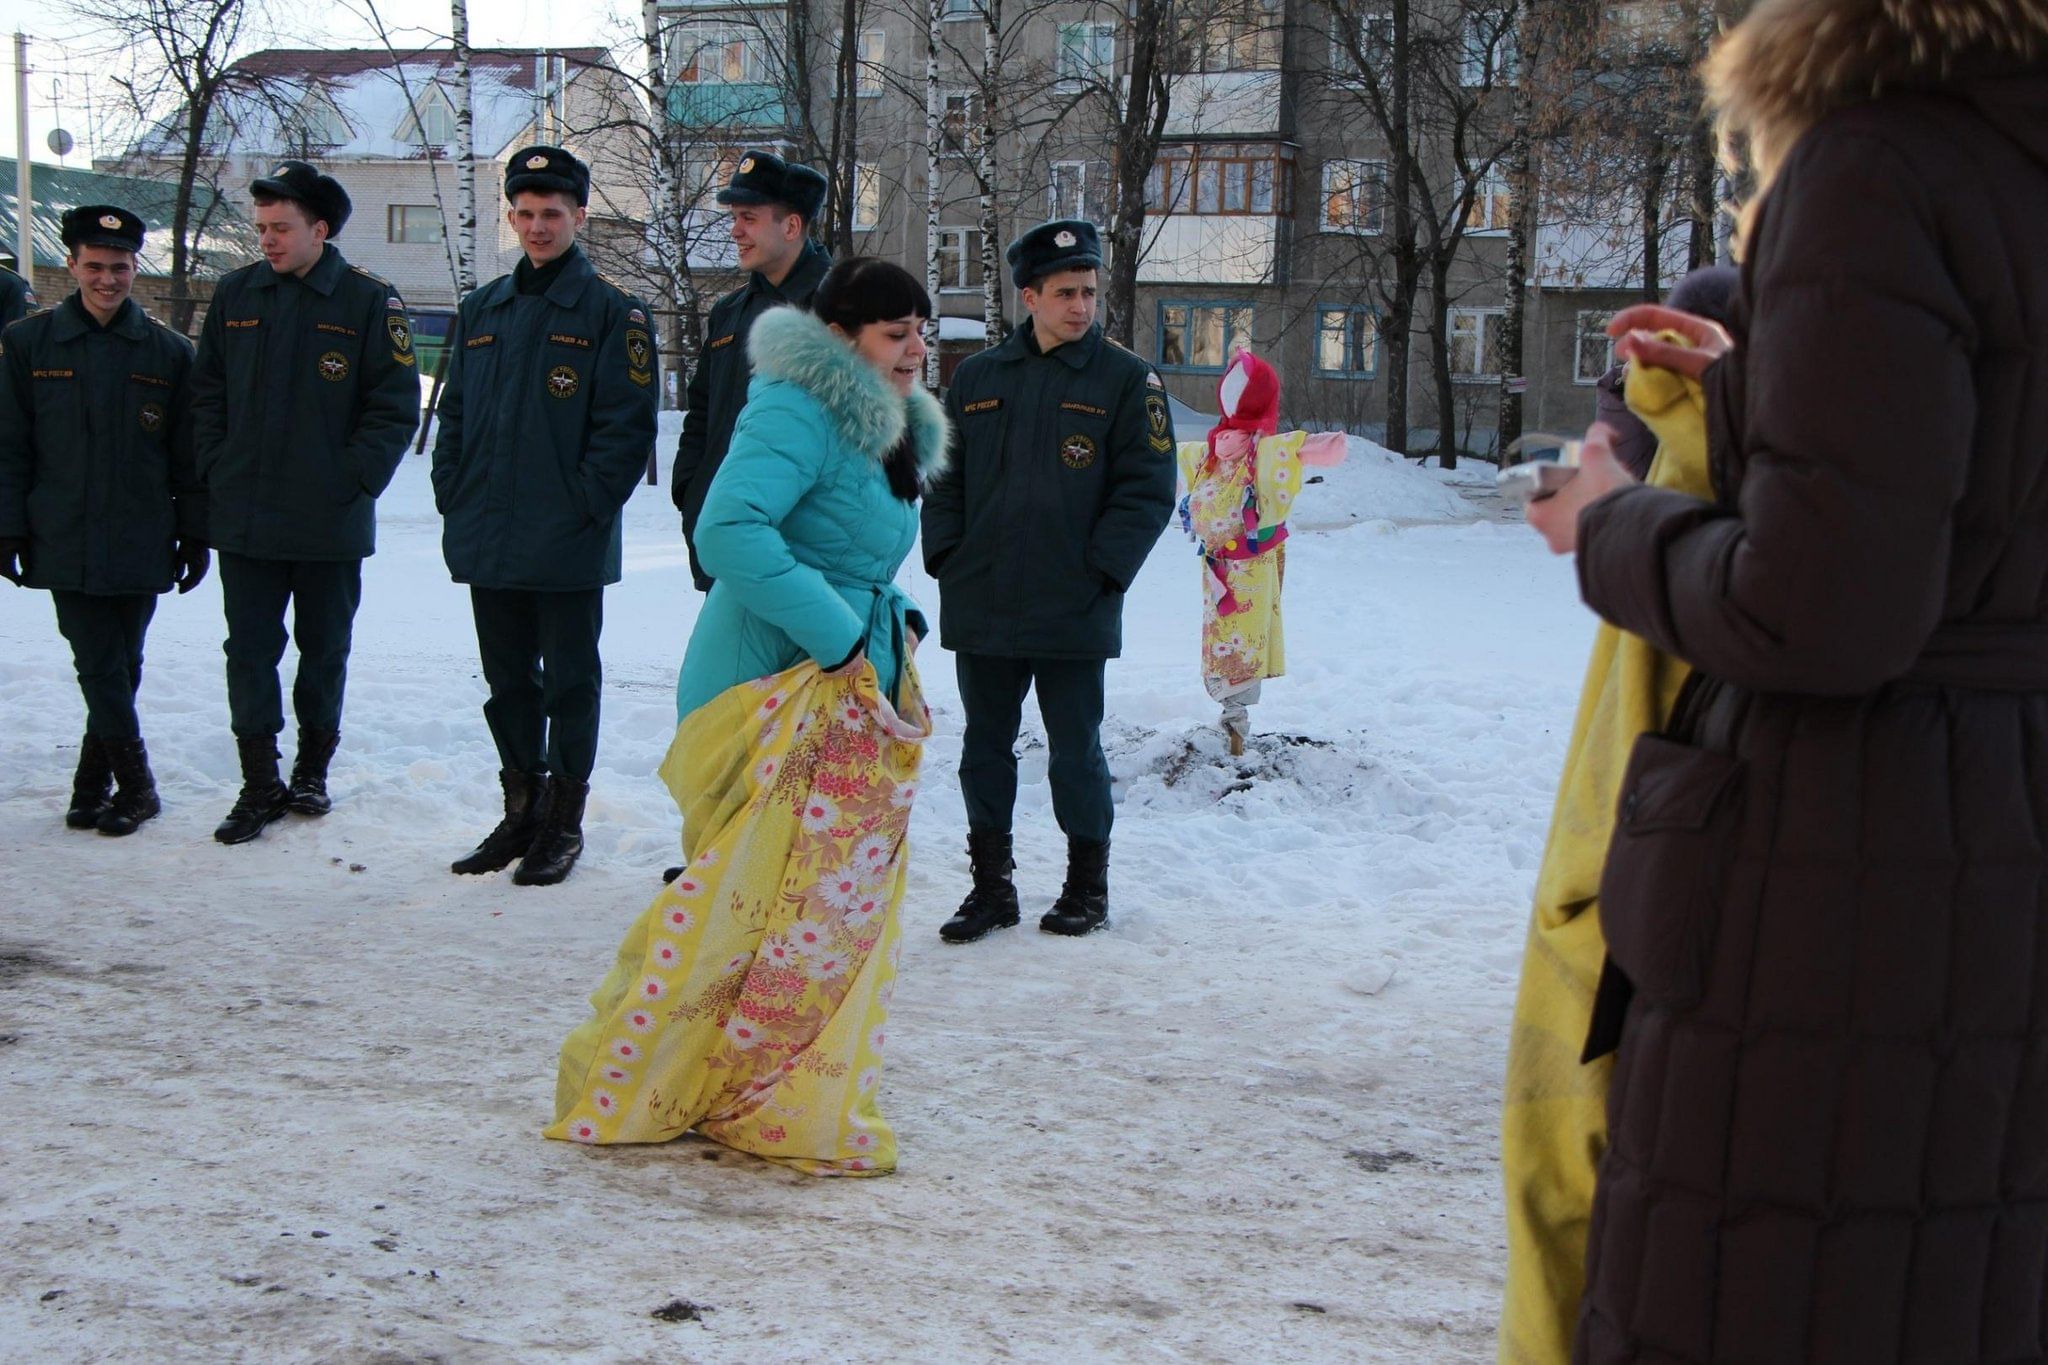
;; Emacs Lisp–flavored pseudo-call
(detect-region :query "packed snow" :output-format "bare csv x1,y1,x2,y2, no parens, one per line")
0,413,1597,1361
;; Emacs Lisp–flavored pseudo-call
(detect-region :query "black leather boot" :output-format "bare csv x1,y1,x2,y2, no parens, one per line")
96,738,162,837
1040,837,1110,936
287,728,340,816
939,828,1021,944
451,769,549,875
513,775,588,886
65,734,113,829
214,734,292,845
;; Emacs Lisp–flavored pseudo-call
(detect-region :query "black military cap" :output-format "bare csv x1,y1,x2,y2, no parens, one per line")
61,204,146,254
716,149,827,221
250,159,353,238
505,144,591,206
1007,218,1103,290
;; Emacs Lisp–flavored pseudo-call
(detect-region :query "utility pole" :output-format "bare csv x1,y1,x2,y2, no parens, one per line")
14,33,30,283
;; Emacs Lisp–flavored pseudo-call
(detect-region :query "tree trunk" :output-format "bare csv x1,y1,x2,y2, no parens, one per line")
1383,0,1415,457
452,0,477,293
1495,0,1539,460
977,0,1002,345
1426,256,1456,471
1641,154,1664,300
1102,0,1170,347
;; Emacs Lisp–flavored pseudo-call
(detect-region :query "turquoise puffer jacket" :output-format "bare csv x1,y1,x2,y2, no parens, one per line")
675,307,949,720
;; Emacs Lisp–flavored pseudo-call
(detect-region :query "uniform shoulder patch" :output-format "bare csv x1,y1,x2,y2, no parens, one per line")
350,265,395,289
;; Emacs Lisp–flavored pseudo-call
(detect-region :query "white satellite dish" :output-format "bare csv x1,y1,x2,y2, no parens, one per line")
47,129,75,157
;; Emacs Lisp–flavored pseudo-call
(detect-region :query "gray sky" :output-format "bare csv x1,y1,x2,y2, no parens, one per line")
1,0,637,166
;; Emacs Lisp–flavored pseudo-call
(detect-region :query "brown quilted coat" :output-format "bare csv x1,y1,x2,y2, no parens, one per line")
1566,2,2048,1360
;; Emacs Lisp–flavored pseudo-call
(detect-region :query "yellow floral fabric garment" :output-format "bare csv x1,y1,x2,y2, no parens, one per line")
545,659,930,1176
1498,356,1711,1363
1176,429,1346,703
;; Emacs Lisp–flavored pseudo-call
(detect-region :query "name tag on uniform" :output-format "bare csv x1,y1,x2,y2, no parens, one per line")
466,334,497,349
548,333,593,349
225,318,260,330
316,322,359,338
963,397,1002,415
129,372,173,389
31,368,75,379
707,333,736,351
1060,400,1108,417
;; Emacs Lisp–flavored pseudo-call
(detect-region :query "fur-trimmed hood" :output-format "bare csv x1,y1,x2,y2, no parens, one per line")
745,306,949,482
1709,0,2048,186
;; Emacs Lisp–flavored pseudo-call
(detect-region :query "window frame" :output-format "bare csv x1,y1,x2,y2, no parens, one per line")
1314,304,1379,379
1459,8,1519,88
852,162,882,230
935,225,984,291
1465,166,1513,234
671,22,776,85
1056,20,1118,88
1574,309,1616,385
856,29,887,97
1448,306,1506,382
1156,298,1257,373
1327,7,1392,85
1147,144,1293,218
1320,158,1386,234
386,204,445,245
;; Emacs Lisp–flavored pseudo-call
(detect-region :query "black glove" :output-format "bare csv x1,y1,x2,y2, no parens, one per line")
0,536,26,585
173,539,211,594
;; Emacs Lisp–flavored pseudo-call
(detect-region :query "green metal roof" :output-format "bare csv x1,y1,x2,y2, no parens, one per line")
0,157,248,274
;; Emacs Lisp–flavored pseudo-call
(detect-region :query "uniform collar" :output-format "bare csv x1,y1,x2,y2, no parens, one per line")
996,318,1101,370
251,242,348,296
51,293,146,342
749,238,831,304
541,244,597,307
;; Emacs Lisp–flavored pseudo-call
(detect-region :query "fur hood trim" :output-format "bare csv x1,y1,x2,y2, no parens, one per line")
1709,0,2048,181
747,306,950,481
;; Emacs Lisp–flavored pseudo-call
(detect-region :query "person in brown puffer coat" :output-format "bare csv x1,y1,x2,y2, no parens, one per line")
1524,0,2048,1359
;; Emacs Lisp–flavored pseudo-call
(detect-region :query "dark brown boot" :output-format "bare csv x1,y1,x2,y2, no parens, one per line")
287,728,340,816
1040,838,1110,936
96,738,162,837
512,775,588,886
452,769,549,875
214,734,291,845
66,734,113,829
939,828,1021,944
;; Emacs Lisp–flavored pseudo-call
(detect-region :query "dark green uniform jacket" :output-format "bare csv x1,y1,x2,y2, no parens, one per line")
0,295,202,593
923,320,1176,659
671,239,831,574
431,246,659,591
189,244,421,561
0,266,34,329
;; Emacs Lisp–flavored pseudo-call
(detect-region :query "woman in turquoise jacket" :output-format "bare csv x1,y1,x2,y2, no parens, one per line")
675,259,947,719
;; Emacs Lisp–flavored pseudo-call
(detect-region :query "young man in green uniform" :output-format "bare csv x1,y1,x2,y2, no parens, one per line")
922,219,1177,942
433,146,660,886
189,160,421,844
0,258,35,328
670,149,831,591
0,206,208,835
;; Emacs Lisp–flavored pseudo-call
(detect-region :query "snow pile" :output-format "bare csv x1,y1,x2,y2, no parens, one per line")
1287,435,1478,530
0,411,1597,1360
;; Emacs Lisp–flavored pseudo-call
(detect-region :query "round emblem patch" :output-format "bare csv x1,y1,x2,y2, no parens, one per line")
271,165,291,177
738,156,757,174
99,213,123,230
525,153,549,170
138,401,165,432
546,365,580,399
1059,433,1098,469
317,351,350,382
1054,229,1077,248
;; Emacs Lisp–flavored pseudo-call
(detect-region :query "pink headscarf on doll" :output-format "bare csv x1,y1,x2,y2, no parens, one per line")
1207,348,1280,462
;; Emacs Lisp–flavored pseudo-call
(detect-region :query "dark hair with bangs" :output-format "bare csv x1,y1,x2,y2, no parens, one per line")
814,257,933,503
813,257,932,334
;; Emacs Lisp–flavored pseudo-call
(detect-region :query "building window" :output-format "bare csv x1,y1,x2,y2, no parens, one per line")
397,86,457,145
941,0,985,19
941,91,983,159
1321,158,1384,233
1328,8,1392,82
1575,310,1615,384
672,23,776,84
1316,306,1377,377
853,163,881,229
936,226,984,290
1049,160,1110,221
387,204,445,245
292,90,352,149
1158,301,1255,370
680,149,748,209
1460,8,1519,87
1466,167,1512,233
857,30,887,96
1057,22,1117,86
1175,0,1282,72
1449,307,1504,380
1147,145,1292,217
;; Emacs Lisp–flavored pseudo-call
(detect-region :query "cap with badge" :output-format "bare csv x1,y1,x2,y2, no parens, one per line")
61,204,146,254
250,159,353,238
1007,218,1103,290
505,145,591,207
715,149,827,221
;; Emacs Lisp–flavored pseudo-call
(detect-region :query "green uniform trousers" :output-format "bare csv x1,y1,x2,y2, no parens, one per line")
219,552,363,738
51,591,156,740
955,652,1113,842
470,586,605,782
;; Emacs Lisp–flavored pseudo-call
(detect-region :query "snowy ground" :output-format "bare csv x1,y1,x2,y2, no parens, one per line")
0,417,1595,1362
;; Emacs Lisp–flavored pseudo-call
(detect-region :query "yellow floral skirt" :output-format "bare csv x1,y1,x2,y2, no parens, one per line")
544,659,930,1176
